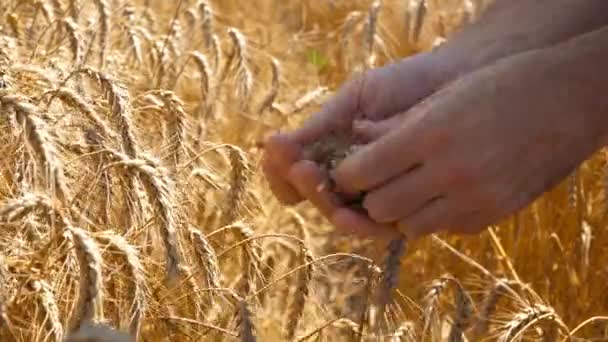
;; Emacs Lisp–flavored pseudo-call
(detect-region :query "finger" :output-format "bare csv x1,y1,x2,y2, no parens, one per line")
333,111,428,194
290,77,363,145
288,160,343,219
261,158,302,205
352,114,404,143
358,52,439,119
264,133,303,174
334,91,450,194
331,208,400,240
362,165,441,223
397,197,453,240
291,52,439,145
262,134,305,204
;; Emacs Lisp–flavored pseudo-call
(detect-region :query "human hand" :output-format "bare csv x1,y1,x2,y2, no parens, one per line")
332,46,606,240
262,52,443,240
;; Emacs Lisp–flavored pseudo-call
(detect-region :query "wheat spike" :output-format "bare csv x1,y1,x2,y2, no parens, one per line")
43,87,115,140
63,18,81,64
35,280,64,341
376,236,407,318
68,227,104,333
0,92,68,203
93,0,110,68
498,304,561,342
189,226,222,289
447,278,474,342
104,150,181,282
96,232,146,340
76,68,139,157
222,145,252,225
285,244,314,340
257,56,280,114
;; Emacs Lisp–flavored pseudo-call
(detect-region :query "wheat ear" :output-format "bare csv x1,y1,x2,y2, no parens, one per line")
285,244,314,340
376,236,407,318
35,280,64,341
0,93,68,203
93,0,110,68
96,232,146,340
189,226,221,289
68,227,104,333
498,304,562,342
104,151,181,282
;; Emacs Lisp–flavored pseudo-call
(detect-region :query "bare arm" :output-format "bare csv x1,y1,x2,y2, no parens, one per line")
431,0,608,84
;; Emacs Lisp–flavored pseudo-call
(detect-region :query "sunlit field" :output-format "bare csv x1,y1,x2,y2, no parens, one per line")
0,0,606,341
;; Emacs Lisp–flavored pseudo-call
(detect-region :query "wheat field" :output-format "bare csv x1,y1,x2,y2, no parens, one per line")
0,0,606,341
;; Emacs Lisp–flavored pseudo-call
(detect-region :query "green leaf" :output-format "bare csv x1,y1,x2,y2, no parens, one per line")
307,49,329,71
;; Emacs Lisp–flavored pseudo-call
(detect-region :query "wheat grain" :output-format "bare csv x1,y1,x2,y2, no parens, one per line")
63,18,81,64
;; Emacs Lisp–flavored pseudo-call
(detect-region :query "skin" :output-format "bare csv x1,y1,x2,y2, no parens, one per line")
262,0,608,241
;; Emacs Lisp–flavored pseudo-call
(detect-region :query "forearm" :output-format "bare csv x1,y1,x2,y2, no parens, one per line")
431,0,608,83
543,26,608,149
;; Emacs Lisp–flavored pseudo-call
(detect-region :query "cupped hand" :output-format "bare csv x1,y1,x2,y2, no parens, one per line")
261,52,443,239
333,47,605,240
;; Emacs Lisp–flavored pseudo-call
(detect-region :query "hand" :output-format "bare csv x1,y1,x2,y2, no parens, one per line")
262,52,442,240
333,46,606,240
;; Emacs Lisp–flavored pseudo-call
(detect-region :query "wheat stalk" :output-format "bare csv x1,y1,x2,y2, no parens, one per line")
237,299,256,342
